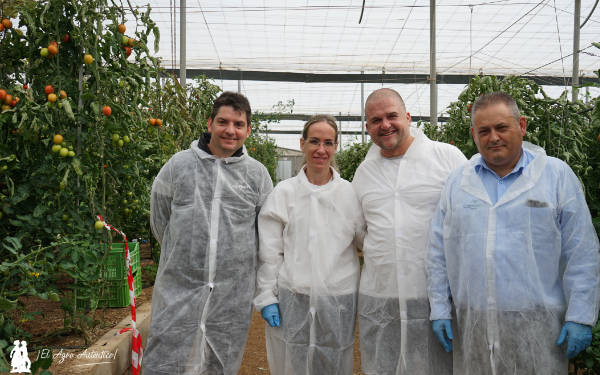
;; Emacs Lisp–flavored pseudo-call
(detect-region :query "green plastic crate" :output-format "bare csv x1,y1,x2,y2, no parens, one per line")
76,242,142,308
76,270,141,309
98,268,142,307
103,242,140,280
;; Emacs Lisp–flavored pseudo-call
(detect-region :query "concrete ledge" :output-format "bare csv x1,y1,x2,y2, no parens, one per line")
67,302,152,375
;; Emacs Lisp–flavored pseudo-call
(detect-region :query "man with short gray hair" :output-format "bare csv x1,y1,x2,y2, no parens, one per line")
427,91,600,374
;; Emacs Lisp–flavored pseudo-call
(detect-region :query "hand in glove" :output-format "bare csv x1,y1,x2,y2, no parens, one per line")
432,319,453,353
557,321,592,358
261,303,281,327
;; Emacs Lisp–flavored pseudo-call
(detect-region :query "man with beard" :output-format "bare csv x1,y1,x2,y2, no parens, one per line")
352,88,466,374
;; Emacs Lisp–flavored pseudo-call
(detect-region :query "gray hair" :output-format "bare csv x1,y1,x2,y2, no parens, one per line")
471,92,521,127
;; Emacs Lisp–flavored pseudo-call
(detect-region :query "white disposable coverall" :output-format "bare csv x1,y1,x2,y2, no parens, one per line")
427,143,600,375
255,167,364,375
352,128,466,375
146,139,273,375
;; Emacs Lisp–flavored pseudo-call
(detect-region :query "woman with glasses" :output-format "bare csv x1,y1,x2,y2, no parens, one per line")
254,114,365,374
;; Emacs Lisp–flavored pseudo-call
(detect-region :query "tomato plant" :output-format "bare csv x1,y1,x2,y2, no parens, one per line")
0,1,288,370
336,141,372,181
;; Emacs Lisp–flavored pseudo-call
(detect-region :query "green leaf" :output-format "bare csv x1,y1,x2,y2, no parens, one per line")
0,297,17,312
39,1,51,25
153,26,160,53
62,100,75,120
16,214,33,224
17,112,28,129
71,158,83,176
90,102,99,115
585,358,594,368
60,168,70,190
3,237,22,254
33,204,46,218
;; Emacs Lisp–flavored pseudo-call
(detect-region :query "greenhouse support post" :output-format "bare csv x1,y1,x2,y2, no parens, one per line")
180,0,187,86
572,0,580,102
430,0,437,126
361,70,365,143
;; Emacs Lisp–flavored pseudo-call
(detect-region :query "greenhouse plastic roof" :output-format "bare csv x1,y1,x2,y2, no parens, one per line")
125,1,600,149
133,1,600,77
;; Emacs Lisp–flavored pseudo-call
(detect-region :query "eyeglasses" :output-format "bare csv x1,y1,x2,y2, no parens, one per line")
307,138,337,148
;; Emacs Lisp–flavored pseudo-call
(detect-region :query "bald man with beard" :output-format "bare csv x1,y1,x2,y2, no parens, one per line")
352,88,466,375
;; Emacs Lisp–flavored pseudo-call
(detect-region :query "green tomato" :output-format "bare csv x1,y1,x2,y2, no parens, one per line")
112,134,120,142
122,36,129,45
48,292,60,302
68,151,75,157
123,135,130,143
40,48,49,57
51,144,62,153
59,147,69,157
118,139,124,147
94,220,104,230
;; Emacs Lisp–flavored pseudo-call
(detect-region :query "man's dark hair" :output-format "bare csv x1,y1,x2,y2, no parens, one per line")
210,91,252,126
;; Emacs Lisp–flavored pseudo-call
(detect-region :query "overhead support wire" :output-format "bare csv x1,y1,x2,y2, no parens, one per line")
441,0,549,74
551,0,567,90
358,0,366,23
383,0,417,67
521,44,595,77
197,0,222,66
580,0,599,28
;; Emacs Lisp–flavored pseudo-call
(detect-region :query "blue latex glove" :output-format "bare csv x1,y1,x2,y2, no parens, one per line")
261,303,281,327
557,321,592,358
432,319,453,353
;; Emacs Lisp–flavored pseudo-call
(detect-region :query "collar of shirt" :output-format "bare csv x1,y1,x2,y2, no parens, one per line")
473,148,533,204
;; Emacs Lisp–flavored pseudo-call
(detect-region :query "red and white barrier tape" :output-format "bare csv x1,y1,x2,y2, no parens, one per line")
96,215,143,375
